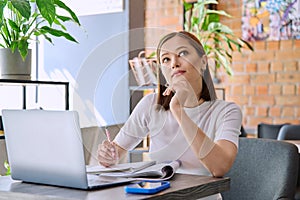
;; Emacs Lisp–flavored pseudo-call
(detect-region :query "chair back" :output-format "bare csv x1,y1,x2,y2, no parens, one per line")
222,138,299,200
257,123,288,139
277,125,300,140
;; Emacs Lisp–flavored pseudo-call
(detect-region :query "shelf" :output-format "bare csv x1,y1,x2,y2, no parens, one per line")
129,85,157,91
0,79,69,110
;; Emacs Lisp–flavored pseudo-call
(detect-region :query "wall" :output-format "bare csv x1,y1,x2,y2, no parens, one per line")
145,0,300,133
39,2,130,128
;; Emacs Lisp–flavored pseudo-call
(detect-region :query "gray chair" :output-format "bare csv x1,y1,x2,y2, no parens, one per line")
257,123,289,139
222,138,299,200
277,125,300,140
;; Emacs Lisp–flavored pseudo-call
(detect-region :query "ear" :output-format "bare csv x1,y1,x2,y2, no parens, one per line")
201,55,207,71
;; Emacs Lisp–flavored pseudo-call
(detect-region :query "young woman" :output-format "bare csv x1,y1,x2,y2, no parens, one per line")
97,31,242,199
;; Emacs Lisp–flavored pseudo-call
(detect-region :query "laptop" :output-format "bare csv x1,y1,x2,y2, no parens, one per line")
2,109,132,190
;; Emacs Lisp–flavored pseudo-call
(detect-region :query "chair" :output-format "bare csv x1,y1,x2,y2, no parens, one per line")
239,125,247,137
257,123,289,139
277,125,300,140
80,124,125,165
222,138,299,200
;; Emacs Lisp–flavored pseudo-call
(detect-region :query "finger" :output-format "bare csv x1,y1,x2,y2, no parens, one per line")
97,142,117,166
163,87,174,96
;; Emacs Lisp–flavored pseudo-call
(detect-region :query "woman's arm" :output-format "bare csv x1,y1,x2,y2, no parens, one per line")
169,93,239,177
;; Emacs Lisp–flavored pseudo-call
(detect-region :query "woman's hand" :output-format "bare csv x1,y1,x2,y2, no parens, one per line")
163,80,192,112
97,140,119,167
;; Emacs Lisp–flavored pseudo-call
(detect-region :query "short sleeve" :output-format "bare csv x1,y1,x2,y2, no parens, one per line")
114,93,156,150
214,102,242,148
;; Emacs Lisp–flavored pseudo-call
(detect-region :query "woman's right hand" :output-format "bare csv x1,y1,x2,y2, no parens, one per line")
97,140,119,167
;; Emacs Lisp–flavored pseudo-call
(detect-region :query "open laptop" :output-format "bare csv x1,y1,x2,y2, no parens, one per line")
2,109,132,190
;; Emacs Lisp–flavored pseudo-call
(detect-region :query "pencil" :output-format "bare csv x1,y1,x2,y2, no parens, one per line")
105,127,111,142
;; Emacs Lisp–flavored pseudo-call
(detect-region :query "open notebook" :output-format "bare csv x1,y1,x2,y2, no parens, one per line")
87,160,181,181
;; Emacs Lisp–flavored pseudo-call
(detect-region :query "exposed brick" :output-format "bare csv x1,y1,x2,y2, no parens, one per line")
280,40,293,50
282,85,296,95
251,74,275,84
231,85,243,95
276,73,300,83
284,61,297,72
254,41,266,50
251,96,275,106
270,61,283,72
275,50,299,61
248,117,273,127
159,17,181,26
297,108,300,118
227,75,250,84
294,40,300,49
245,63,257,73
269,84,282,95
276,96,300,106
257,62,270,73
244,106,255,116
269,107,281,117
281,107,295,117
232,63,245,73
256,85,268,95
266,41,280,50
232,52,249,62
256,107,268,117
244,85,255,95
227,96,249,105
274,119,300,125
250,51,275,61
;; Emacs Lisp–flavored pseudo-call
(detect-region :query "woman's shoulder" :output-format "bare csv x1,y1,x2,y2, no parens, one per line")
210,100,242,113
134,93,157,108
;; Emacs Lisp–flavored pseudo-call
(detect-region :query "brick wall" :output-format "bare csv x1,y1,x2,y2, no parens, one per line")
144,0,300,133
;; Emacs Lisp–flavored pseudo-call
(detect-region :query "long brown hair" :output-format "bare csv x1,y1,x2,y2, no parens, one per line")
156,31,217,110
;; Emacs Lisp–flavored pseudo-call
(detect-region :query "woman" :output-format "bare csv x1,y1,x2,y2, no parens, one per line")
98,31,242,199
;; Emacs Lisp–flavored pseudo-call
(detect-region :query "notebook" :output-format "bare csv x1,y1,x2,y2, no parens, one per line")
2,109,132,190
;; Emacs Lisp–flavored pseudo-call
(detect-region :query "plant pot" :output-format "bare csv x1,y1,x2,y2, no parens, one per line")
0,48,32,80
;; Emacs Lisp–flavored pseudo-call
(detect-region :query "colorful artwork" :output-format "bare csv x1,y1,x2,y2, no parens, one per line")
242,0,300,41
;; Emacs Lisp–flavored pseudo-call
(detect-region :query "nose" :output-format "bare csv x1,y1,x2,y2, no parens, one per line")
170,56,180,69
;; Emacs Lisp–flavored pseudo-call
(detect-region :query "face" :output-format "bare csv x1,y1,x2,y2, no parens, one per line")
159,35,207,90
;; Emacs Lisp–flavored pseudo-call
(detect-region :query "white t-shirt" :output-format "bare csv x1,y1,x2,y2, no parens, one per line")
114,93,242,199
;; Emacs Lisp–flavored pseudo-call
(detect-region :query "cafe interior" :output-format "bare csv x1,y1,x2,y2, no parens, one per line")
0,0,300,199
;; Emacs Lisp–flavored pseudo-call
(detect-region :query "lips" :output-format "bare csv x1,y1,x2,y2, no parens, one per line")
171,70,186,77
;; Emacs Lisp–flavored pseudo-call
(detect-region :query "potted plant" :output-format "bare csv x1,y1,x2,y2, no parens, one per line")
183,0,253,83
0,0,81,80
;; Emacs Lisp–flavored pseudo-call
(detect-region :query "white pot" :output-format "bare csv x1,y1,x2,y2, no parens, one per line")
0,48,32,80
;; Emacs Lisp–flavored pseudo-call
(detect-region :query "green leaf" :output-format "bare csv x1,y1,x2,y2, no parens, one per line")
239,38,254,51
183,1,193,10
0,0,8,20
11,0,31,19
207,10,232,18
53,0,80,25
56,15,72,22
8,19,20,32
36,0,56,25
18,37,29,60
40,26,78,43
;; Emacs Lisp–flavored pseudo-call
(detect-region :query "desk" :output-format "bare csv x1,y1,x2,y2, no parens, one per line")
0,174,230,200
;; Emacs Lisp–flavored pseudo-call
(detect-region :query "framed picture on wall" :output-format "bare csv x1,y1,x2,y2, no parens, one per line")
242,0,300,41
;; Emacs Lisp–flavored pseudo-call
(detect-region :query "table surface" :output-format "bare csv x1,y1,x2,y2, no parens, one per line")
0,174,230,200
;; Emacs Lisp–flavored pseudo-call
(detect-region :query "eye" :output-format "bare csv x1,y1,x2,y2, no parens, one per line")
162,57,170,63
178,50,188,57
